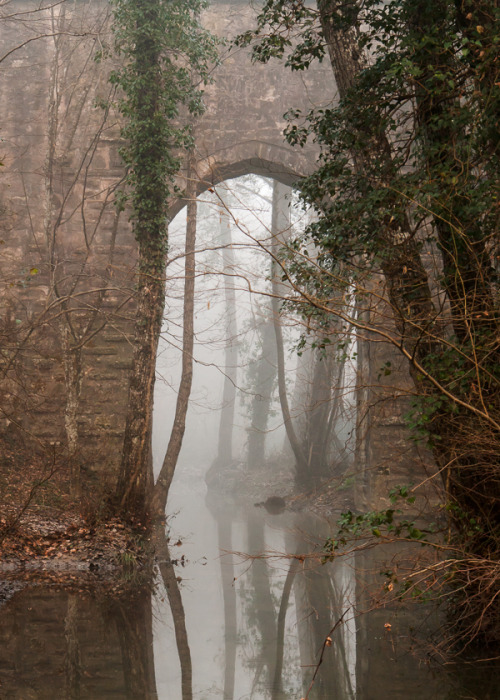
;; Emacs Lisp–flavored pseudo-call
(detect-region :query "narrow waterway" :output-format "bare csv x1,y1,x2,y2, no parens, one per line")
0,469,498,699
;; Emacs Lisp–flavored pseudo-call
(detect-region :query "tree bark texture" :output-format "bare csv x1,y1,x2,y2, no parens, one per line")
117,265,163,516
117,0,169,519
317,0,439,368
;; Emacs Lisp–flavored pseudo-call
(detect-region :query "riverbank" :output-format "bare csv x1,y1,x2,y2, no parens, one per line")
0,453,351,576
0,448,152,576
0,512,149,574
205,459,355,517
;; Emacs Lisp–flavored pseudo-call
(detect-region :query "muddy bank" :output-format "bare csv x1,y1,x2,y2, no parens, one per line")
0,512,151,576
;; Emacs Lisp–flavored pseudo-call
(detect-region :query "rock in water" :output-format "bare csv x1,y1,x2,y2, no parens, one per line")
254,496,286,514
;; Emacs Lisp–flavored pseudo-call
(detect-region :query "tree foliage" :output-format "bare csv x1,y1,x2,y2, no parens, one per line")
237,0,499,646
110,0,218,518
110,0,218,250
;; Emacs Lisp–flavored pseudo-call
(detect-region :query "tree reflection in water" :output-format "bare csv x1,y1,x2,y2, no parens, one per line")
271,554,300,699
216,511,237,699
111,587,157,699
154,524,193,700
1,494,498,699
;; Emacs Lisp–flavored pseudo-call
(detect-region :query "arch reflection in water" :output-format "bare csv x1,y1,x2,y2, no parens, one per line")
1,482,499,698
153,480,358,698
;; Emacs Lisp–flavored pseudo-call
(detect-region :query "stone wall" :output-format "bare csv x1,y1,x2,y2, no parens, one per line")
355,306,436,510
0,2,136,478
0,0,433,505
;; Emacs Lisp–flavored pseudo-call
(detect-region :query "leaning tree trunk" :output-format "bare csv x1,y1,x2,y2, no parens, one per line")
153,164,197,518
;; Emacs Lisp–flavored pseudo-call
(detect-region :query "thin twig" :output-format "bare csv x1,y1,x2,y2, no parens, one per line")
303,607,351,699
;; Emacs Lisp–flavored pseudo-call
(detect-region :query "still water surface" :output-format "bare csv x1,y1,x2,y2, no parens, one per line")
0,470,498,699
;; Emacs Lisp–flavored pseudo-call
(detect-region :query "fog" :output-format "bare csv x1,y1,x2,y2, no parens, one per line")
152,174,357,487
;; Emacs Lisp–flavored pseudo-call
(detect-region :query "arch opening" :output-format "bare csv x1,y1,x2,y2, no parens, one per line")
154,172,357,496
168,155,308,219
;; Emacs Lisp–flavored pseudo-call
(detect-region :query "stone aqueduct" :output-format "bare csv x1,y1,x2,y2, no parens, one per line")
0,0,430,505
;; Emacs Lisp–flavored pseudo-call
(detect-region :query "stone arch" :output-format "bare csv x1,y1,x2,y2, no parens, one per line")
0,0,428,505
169,147,312,219
195,144,312,188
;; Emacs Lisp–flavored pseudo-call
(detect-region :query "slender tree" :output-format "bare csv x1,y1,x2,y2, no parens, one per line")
247,309,277,471
214,194,239,470
111,0,217,519
270,181,309,482
153,158,197,517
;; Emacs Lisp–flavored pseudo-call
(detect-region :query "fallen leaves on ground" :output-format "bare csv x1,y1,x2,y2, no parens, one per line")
0,513,149,573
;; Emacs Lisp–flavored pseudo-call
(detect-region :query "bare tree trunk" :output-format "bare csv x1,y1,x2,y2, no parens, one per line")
43,4,63,281
153,166,197,518
247,314,277,470
304,347,337,479
270,181,309,482
215,200,238,469
61,324,82,497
